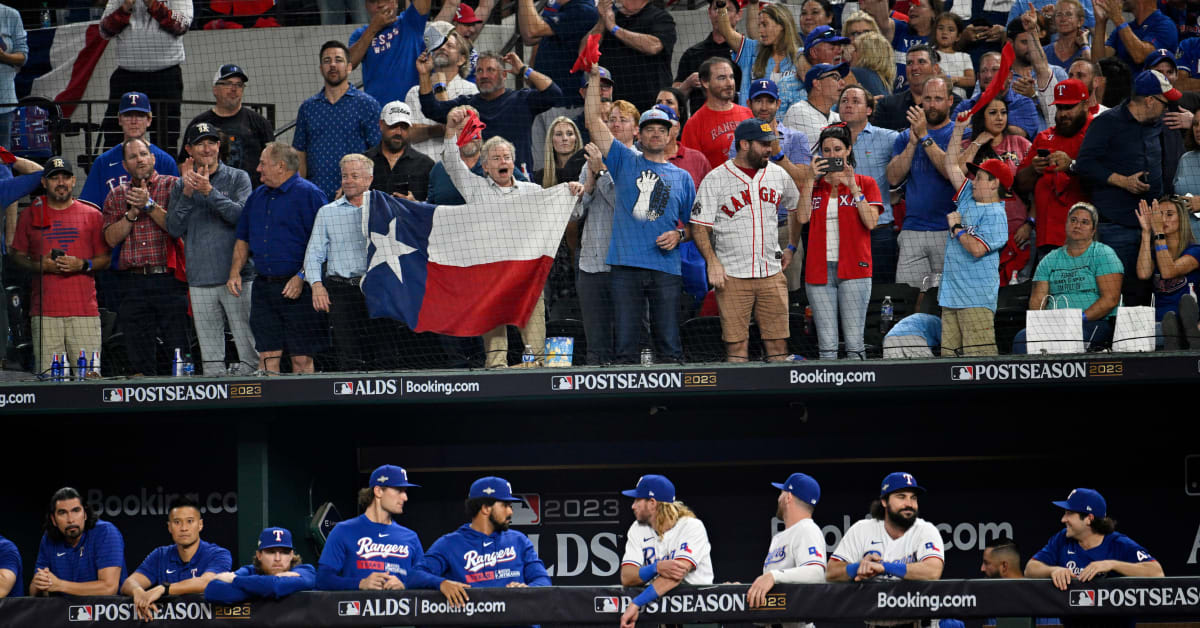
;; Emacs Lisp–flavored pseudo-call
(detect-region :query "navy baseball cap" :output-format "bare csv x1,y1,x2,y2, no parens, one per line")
734,118,775,144
119,92,151,114
369,464,420,488
621,474,675,502
213,63,248,85
1133,69,1181,101
880,471,926,497
772,472,820,506
1144,48,1176,71
804,25,850,53
1052,488,1106,518
469,476,523,502
581,65,614,86
749,78,780,101
804,62,850,91
43,156,72,178
184,121,221,146
638,107,673,129
257,527,293,550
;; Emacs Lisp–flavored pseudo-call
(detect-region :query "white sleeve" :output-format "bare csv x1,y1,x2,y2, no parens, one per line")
772,524,827,584
443,148,485,204
777,167,799,212
622,522,646,567
691,173,719,228
914,522,946,563
671,518,711,570
831,519,867,563
406,86,433,126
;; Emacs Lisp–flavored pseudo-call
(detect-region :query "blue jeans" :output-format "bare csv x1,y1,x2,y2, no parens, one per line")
1011,319,1114,354
576,269,615,365
805,262,871,359
610,266,682,364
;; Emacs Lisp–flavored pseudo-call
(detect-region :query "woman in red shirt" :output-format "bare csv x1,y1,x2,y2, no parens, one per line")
795,124,884,359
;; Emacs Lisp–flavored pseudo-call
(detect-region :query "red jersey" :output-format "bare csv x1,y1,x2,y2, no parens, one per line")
12,198,108,317
681,103,753,170
1017,115,1093,248
668,142,712,190
804,175,884,284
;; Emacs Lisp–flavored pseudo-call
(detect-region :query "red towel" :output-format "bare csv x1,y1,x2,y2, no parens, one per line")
965,42,1015,119
457,109,487,147
570,33,602,74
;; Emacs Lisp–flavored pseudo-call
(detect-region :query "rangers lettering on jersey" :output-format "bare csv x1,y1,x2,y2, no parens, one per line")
356,537,411,560
463,547,517,572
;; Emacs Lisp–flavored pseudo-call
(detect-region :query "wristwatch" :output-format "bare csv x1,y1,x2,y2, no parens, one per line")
124,211,140,222
161,582,170,597
1154,233,1168,241
921,136,935,148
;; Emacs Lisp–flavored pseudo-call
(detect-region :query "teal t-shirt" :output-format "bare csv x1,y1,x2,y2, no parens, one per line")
1033,241,1124,318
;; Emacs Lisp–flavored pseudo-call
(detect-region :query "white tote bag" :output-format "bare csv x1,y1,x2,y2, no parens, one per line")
1026,295,1085,355
1112,295,1156,353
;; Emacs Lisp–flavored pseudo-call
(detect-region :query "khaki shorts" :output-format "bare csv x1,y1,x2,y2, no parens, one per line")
940,307,997,357
715,273,790,342
31,315,102,375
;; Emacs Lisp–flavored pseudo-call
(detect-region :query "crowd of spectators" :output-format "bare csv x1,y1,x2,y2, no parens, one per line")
5,0,1200,374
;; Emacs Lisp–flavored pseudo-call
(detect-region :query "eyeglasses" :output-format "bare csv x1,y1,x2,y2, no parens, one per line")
216,81,245,89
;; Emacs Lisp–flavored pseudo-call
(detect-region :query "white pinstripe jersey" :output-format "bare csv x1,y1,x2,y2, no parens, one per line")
691,160,799,278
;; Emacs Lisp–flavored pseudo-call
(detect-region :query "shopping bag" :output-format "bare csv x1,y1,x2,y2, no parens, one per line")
1112,295,1155,353
1026,295,1084,354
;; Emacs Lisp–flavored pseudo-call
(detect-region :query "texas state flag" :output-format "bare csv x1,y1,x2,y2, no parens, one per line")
360,186,578,337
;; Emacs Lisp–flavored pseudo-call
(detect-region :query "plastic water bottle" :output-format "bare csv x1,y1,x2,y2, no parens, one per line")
40,3,51,28
50,353,62,381
640,348,654,365
76,350,88,381
522,344,535,366
184,353,195,376
880,296,894,334
172,348,184,377
90,350,101,377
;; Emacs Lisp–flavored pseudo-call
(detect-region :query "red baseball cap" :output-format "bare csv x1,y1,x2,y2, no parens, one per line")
967,159,1014,190
454,4,482,24
1051,78,1089,106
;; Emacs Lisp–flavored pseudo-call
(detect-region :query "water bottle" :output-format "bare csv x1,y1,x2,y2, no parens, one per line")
172,348,184,377
184,353,195,376
640,348,654,366
50,353,62,381
76,350,88,381
90,350,101,377
880,296,894,334
40,3,51,28
1009,270,1020,286
1190,283,1196,302
522,344,535,367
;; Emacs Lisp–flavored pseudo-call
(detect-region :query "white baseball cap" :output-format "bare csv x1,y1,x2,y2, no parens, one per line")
381,101,413,127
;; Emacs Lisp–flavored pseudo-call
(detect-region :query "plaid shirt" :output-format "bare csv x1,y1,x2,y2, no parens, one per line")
102,172,179,269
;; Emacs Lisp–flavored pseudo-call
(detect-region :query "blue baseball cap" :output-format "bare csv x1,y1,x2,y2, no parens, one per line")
638,107,673,129
621,474,675,502
734,118,775,144
581,65,614,86
804,25,850,55
1144,48,1176,71
749,78,780,101
1133,69,1181,101
653,103,678,122
804,62,850,91
257,526,293,550
119,92,151,114
213,63,248,85
1052,488,1106,518
369,464,421,488
772,472,820,506
880,471,926,497
469,476,522,502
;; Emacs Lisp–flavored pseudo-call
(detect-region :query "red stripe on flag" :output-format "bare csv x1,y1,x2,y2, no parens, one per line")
56,25,109,118
416,257,554,337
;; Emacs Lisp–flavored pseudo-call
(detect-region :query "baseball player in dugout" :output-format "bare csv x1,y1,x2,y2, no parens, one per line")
692,118,800,362
618,474,713,628
827,472,945,628
747,473,826,626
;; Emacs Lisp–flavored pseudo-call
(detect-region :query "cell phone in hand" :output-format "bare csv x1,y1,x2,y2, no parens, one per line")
825,157,845,172
1139,172,1149,184
50,249,65,260
1037,148,1050,158
394,181,411,196
715,0,725,7
1168,102,1181,113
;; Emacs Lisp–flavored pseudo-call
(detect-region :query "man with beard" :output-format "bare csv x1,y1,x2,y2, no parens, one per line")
694,118,799,362
205,527,316,603
408,477,549,605
888,76,959,289
167,122,256,376
675,0,743,118
102,137,191,376
827,472,945,627
1069,59,1108,116
405,30,478,164
348,0,431,108
953,51,1041,140
747,473,825,617
980,537,1025,578
1007,17,1069,133
366,102,434,201
122,496,233,622
1015,79,1095,260
293,41,383,200
782,62,846,148
183,65,275,186
317,465,424,590
420,51,562,177
585,64,696,364
9,158,110,377
618,475,713,628
872,46,959,132
29,487,125,596
682,57,752,171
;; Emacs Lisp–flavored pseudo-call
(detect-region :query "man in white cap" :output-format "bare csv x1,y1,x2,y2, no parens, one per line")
183,64,276,187
747,473,826,618
366,101,434,201
405,27,478,163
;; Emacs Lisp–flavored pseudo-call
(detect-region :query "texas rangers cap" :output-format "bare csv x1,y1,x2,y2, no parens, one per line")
454,3,482,24
381,101,413,127
772,472,820,506
580,65,614,86
1052,488,1106,518
967,158,1014,189
1133,69,1181,101
257,527,293,550
469,476,523,502
184,121,221,145
119,92,151,114
1144,48,1177,71
804,62,850,91
653,103,679,122
213,63,249,85
804,25,850,54
1051,78,1089,106
734,118,775,144
880,471,925,497
621,474,675,502
638,107,673,130
43,156,72,178
749,78,779,101
369,464,420,488
424,22,453,53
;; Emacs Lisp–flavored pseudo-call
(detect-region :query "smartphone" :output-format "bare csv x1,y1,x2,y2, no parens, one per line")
1169,102,1181,113
1037,148,1050,158
826,157,845,172
50,249,65,260
1139,172,1150,184
394,181,411,196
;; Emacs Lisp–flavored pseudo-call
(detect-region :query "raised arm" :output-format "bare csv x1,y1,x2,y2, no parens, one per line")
584,65,614,156
598,0,665,55
715,3,745,54
944,113,968,190
859,0,895,42
518,0,555,43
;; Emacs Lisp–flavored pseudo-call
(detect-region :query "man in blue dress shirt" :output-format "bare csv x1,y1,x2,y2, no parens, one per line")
205,527,316,603
122,495,232,621
29,487,125,597
230,142,328,374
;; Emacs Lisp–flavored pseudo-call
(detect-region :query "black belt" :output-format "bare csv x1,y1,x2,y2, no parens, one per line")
124,266,170,275
258,274,296,282
323,275,362,286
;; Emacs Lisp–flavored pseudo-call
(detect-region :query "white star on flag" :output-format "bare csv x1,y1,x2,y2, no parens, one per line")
368,218,417,282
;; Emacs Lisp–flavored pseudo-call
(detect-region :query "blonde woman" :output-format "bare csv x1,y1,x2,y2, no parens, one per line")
849,31,895,96
717,1,805,118
535,116,584,188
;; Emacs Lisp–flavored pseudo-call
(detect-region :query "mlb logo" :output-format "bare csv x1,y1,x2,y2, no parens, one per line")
338,601,361,616
511,494,541,525
1070,590,1096,607
551,375,573,391
101,388,124,403
594,596,621,613
334,382,354,395
68,606,93,621
950,366,974,381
